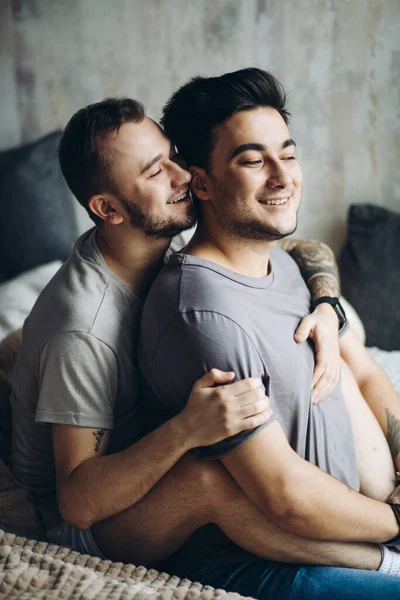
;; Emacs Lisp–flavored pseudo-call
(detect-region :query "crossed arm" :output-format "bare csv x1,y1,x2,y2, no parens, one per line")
146,313,399,546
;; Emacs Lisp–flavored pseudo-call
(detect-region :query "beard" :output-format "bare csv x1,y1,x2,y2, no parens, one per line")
118,194,197,239
212,184,299,242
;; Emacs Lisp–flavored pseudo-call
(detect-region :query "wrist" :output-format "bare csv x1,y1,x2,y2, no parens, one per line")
313,302,339,320
168,411,196,454
384,504,400,546
310,296,347,332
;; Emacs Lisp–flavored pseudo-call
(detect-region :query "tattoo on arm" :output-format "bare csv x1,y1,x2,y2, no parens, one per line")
386,409,400,464
276,238,340,301
92,428,107,453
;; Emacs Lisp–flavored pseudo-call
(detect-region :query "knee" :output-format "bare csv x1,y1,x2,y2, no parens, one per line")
177,455,227,492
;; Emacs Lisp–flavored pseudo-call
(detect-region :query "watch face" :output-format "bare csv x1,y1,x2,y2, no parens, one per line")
334,300,347,323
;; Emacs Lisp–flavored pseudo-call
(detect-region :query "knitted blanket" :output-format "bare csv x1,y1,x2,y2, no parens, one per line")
0,529,250,600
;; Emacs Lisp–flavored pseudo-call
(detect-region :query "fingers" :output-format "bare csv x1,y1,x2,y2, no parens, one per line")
311,358,340,404
192,368,235,391
238,389,270,418
224,376,262,397
388,485,400,504
240,407,274,430
311,362,325,388
294,315,312,344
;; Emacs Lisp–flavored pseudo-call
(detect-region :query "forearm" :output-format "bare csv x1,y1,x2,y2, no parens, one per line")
271,456,398,543
58,415,191,529
223,424,399,544
358,365,400,470
276,238,340,300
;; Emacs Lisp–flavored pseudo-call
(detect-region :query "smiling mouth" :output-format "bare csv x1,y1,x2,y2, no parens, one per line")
258,196,291,206
167,192,190,205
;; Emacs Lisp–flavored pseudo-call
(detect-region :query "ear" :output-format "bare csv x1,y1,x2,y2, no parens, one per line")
189,166,211,201
88,194,124,225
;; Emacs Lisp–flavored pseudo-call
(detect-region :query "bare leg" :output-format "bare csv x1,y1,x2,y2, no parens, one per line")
340,359,396,501
92,454,380,570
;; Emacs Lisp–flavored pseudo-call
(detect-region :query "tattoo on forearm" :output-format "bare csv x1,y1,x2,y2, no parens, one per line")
386,409,400,464
276,239,341,300
93,428,107,452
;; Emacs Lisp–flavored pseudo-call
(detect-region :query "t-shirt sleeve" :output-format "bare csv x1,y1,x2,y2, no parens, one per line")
142,310,276,459
36,331,118,428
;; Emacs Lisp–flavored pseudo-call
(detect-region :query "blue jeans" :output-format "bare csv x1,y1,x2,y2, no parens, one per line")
181,561,400,600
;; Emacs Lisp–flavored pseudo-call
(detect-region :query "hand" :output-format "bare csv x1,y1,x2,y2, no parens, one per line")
388,483,400,504
179,369,273,449
294,303,340,404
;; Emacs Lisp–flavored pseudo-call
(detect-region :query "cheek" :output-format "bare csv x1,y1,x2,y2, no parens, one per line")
294,164,303,184
147,184,170,209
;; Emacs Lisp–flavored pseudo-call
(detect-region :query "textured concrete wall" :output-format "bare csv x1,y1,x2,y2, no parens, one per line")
1,0,399,251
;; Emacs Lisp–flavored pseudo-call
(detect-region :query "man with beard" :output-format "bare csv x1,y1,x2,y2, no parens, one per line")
139,69,400,597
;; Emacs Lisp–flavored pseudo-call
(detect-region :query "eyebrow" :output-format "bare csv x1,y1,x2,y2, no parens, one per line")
140,153,163,175
228,138,296,161
140,144,176,175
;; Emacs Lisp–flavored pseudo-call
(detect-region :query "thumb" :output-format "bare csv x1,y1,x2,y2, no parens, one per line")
192,368,235,391
294,316,312,344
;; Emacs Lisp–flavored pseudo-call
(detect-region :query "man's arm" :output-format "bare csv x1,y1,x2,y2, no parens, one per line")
340,328,400,471
53,370,270,529
221,421,399,543
276,237,340,298
276,238,341,403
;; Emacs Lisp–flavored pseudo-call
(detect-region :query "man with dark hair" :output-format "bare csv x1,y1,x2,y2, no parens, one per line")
139,69,400,597
10,95,395,580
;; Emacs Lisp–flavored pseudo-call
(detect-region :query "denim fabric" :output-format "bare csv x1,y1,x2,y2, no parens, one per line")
181,560,400,600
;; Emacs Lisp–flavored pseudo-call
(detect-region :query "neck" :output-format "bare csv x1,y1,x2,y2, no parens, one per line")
187,220,272,278
96,224,170,297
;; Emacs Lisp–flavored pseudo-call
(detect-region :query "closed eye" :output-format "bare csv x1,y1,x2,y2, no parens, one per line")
241,160,263,166
282,156,296,161
150,168,162,178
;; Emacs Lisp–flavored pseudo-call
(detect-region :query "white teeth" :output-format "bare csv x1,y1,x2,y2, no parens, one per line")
260,198,289,206
168,193,187,204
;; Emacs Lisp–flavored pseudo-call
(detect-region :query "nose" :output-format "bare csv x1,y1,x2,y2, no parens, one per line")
170,160,191,188
267,159,291,189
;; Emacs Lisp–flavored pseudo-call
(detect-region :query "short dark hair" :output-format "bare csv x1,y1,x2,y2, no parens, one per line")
59,98,145,224
161,68,290,170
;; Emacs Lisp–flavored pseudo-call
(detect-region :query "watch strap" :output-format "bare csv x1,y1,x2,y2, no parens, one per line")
310,296,347,331
384,504,400,547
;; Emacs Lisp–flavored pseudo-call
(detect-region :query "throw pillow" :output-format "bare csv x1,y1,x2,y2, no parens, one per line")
0,131,77,279
0,261,62,341
339,204,400,350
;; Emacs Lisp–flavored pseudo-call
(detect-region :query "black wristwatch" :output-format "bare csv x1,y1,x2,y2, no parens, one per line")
385,504,400,547
310,296,347,331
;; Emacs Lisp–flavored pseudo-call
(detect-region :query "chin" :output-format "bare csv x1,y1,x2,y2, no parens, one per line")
269,218,298,239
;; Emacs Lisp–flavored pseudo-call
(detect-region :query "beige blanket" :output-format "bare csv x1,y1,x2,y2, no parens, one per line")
0,529,250,600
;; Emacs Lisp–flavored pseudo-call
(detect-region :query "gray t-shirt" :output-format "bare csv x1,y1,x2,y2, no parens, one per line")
140,249,358,487
139,248,359,565
11,229,144,529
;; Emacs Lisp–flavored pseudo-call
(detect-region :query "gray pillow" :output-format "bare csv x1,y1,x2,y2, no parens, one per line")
0,131,77,279
339,204,400,351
